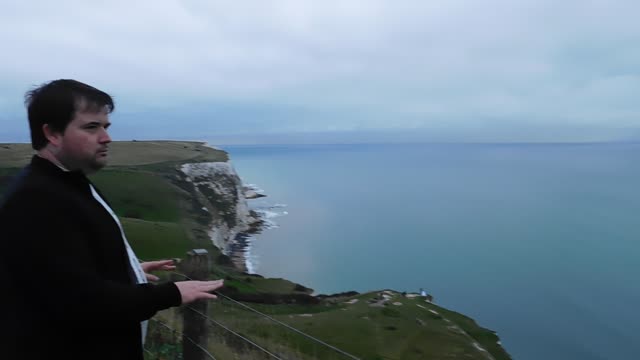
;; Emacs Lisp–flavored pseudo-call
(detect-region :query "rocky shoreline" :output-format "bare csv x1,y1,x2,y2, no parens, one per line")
227,209,267,272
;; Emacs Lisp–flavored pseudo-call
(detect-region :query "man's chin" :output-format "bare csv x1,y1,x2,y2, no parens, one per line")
85,159,108,174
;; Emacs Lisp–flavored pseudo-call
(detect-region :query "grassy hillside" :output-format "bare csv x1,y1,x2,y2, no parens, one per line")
151,290,510,360
90,169,182,222
120,218,191,259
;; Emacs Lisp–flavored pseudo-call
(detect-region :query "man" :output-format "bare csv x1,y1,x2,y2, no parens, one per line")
0,79,224,359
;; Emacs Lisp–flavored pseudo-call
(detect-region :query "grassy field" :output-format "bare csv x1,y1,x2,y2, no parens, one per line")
151,290,510,360
215,276,310,296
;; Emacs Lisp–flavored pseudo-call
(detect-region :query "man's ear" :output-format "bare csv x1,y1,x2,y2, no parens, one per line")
42,124,63,147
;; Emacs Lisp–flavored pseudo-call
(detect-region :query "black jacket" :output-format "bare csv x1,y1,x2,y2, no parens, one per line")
0,156,181,360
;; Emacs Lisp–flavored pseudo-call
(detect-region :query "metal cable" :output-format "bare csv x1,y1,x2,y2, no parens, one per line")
145,267,281,358
149,318,217,360
186,306,283,360
169,270,361,360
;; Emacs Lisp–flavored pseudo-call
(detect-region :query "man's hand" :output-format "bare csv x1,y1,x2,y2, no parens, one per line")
140,259,176,281
175,280,225,304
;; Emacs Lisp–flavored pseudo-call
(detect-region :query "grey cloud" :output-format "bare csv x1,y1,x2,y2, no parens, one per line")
0,0,639,142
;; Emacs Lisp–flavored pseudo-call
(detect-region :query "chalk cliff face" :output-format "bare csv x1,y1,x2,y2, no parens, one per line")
180,161,252,252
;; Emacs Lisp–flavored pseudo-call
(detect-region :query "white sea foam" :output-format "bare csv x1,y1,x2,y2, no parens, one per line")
231,181,289,272
252,207,287,229
261,210,283,219
244,236,259,274
252,213,280,229
244,183,266,194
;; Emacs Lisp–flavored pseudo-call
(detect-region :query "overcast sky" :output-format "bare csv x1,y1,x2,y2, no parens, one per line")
1,1,638,143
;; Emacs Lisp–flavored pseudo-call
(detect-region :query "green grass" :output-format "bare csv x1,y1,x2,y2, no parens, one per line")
239,302,341,316
197,292,509,360
105,140,227,166
249,277,313,294
216,275,315,297
222,279,260,294
432,304,512,360
121,218,191,260
89,169,181,222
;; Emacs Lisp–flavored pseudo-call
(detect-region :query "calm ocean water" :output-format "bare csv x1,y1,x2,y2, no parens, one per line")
217,142,640,360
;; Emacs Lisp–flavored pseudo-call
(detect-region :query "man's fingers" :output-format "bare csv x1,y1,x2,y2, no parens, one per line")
141,259,175,270
202,280,224,292
175,280,224,304
201,293,218,300
155,260,175,271
196,280,224,295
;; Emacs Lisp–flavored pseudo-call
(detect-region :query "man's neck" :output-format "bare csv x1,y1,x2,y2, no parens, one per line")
37,149,70,172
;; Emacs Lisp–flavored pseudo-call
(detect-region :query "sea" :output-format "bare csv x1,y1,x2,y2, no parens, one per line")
216,142,640,360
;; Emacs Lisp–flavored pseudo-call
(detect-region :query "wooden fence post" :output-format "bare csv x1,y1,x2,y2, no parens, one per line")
182,249,210,360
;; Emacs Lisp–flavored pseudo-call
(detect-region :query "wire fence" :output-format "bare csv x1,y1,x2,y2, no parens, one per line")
143,266,361,360
146,318,218,360
170,270,360,359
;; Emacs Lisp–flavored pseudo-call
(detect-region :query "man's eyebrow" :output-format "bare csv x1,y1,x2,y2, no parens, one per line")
84,121,111,127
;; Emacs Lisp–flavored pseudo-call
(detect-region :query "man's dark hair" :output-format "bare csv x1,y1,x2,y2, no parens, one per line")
24,79,115,150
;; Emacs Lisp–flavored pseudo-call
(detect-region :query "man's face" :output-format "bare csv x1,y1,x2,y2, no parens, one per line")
55,109,112,173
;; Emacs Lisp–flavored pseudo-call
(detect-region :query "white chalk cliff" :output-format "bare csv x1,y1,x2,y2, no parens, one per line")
180,161,253,252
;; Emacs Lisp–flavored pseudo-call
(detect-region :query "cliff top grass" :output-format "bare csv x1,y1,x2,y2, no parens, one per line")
154,290,511,360
0,140,227,169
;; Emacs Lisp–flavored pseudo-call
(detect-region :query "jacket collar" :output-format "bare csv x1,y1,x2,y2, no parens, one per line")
30,155,91,190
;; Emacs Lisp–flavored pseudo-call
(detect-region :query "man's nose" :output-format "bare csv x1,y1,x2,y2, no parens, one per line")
100,129,112,144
